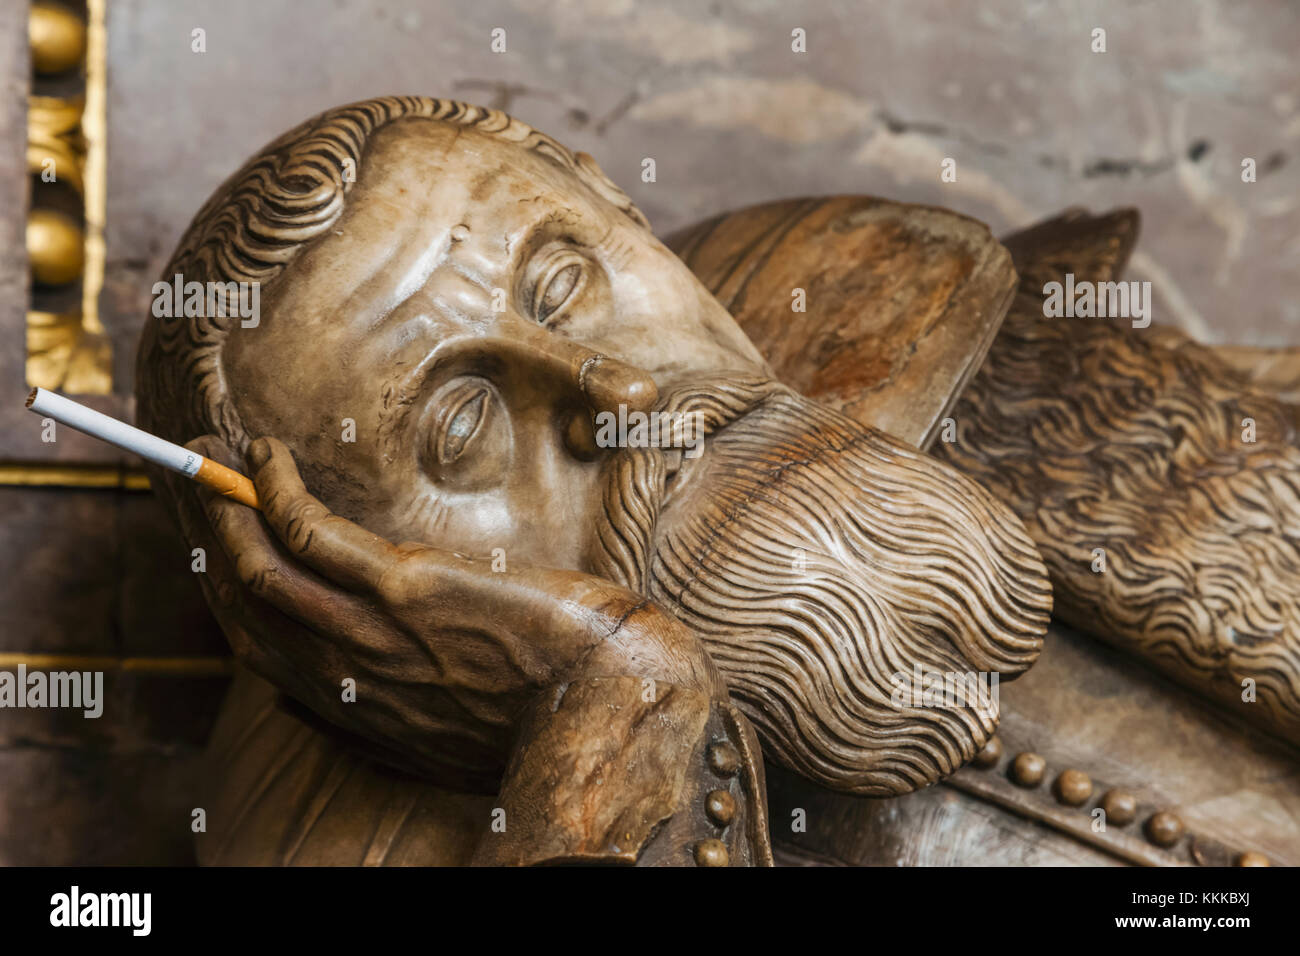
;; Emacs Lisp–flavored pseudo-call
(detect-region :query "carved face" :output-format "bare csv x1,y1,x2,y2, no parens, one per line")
169,110,1051,795
223,120,770,571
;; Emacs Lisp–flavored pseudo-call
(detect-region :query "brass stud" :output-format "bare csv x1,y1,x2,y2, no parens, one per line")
972,735,1002,768
1234,851,1270,867
693,839,729,867
707,740,741,777
1145,811,1185,847
1099,789,1138,826
27,209,84,286
1054,769,1093,806
1009,751,1046,787
705,789,736,826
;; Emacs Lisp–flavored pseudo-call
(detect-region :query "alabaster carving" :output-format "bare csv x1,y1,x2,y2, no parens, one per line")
135,96,1295,865
937,212,1300,746
672,198,1300,752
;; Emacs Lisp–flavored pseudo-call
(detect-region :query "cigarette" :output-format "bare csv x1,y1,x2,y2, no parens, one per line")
25,387,259,509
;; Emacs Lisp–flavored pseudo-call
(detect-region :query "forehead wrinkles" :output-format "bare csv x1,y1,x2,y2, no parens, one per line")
595,219,637,273
341,124,495,333
462,160,583,266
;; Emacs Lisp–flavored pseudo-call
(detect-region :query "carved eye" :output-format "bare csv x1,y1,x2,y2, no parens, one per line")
435,384,488,464
421,376,511,490
536,261,582,323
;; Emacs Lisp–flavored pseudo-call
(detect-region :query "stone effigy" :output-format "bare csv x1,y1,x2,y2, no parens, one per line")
135,97,1295,866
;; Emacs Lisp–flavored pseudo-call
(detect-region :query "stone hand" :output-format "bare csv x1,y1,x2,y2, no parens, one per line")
184,434,722,787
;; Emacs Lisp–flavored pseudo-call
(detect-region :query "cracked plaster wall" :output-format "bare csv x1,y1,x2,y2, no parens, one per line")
103,0,1299,368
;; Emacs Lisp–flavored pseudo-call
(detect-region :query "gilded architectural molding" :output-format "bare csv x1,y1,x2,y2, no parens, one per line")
25,0,110,394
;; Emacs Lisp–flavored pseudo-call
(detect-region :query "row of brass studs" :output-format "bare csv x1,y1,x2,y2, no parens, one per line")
973,735,1270,866
694,740,742,866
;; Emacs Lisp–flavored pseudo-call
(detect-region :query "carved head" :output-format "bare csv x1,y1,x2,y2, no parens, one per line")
138,97,1051,795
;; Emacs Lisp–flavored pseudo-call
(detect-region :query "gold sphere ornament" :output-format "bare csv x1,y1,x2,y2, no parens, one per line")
29,1,87,75
27,209,84,286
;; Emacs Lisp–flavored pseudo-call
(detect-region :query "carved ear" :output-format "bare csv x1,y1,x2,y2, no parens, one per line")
665,196,1017,449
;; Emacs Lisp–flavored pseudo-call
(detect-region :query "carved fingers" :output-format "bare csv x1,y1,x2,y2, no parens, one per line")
191,435,377,647
194,432,724,768
244,436,405,594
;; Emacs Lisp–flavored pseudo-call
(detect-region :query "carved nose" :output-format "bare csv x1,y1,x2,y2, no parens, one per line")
578,354,658,417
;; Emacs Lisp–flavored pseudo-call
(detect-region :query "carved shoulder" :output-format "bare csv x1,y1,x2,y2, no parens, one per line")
666,195,1017,448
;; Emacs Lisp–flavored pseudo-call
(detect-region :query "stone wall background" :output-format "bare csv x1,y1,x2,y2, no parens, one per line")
102,0,1299,369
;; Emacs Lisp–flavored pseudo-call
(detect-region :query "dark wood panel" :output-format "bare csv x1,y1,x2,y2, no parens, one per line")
0,673,229,752
118,492,227,657
0,486,227,657
0,486,118,654
0,747,204,865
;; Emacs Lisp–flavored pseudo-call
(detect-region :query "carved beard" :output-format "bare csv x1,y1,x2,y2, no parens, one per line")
588,377,1052,796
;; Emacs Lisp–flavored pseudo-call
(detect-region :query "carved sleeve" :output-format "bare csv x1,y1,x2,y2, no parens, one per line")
471,676,773,867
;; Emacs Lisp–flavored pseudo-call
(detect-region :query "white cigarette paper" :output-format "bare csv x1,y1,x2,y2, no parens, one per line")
25,387,259,508
27,387,201,475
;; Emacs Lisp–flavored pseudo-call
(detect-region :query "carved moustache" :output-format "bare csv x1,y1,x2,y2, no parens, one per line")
589,377,1053,796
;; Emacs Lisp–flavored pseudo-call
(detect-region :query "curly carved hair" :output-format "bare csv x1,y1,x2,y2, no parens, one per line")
135,95,649,451
936,211,1300,745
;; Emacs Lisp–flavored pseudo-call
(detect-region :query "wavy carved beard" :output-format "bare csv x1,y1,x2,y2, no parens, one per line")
588,377,1052,796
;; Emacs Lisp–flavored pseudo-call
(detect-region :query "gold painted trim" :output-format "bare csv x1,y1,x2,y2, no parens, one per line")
0,462,150,490
26,95,84,193
25,0,112,394
0,653,233,676
80,0,107,339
